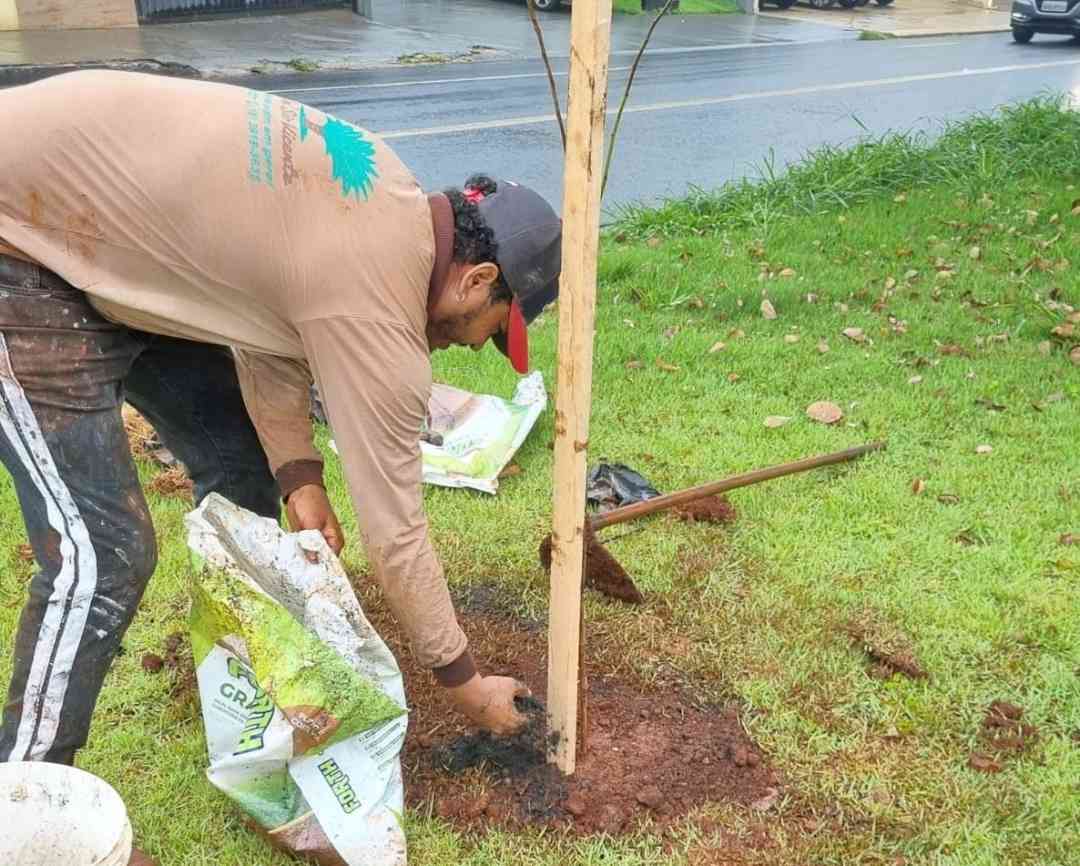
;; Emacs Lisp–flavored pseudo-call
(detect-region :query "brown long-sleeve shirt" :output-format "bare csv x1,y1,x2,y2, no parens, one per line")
0,71,468,673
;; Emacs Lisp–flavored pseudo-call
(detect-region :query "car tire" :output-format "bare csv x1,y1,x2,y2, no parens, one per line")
532,0,560,10
855,0,870,5
1011,27,1034,42
874,0,894,5
774,0,798,7
810,0,837,8
838,0,858,6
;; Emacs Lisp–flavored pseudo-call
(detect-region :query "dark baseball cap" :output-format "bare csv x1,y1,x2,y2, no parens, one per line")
467,179,561,374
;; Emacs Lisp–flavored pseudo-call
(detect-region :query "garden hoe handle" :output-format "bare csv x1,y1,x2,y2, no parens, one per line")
590,442,885,531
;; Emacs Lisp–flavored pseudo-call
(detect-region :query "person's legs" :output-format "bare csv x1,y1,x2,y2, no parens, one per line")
123,337,281,520
0,256,154,765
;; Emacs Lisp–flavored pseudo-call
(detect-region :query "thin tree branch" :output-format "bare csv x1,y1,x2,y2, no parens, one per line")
527,0,567,152
601,0,676,200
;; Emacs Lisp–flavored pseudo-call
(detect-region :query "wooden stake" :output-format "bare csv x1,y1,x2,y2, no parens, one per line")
547,0,612,776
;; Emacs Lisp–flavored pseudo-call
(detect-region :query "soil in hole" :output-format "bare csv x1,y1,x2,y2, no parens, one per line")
360,584,779,837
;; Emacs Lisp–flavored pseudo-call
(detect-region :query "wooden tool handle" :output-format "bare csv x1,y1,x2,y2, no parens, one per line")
590,442,885,531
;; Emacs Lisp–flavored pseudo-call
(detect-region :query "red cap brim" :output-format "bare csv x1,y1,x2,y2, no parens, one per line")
506,298,529,374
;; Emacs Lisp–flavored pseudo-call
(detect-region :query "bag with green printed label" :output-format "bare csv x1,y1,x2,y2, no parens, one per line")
186,493,408,866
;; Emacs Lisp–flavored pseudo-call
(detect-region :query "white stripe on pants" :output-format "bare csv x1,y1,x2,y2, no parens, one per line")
0,332,98,761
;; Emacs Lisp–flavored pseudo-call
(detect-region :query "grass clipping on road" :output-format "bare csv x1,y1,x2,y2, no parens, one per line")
1,98,1078,865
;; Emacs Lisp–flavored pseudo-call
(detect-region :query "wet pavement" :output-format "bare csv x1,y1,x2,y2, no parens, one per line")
0,1,845,78
242,30,1080,211
762,0,1010,37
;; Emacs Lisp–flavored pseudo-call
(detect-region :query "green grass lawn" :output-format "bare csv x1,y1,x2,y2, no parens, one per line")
1,100,1078,865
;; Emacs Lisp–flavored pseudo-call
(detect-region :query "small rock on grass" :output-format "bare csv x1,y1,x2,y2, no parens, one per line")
806,401,844,425
764,416,791,429
761,300,778,320
842,327,866,343
750,787,781,812
975,444,993,455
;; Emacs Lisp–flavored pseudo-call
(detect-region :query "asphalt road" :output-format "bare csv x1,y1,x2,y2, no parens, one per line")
246,33,1080,213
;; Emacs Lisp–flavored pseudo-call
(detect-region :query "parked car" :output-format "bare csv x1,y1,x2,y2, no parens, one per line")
1010,0,1080,41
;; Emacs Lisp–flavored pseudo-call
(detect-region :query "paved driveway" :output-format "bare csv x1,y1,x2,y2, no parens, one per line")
760,0,1010,37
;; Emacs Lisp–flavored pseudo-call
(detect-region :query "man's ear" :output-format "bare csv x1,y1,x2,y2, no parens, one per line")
458,262,500,301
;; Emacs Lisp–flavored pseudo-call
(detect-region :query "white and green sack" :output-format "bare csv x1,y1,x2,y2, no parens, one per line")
185,494,408,866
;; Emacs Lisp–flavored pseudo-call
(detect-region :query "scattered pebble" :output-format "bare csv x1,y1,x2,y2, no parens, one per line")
635,786,664,809
564,794,587,818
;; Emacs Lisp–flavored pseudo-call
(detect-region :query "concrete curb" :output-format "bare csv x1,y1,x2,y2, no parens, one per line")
0,58,202,87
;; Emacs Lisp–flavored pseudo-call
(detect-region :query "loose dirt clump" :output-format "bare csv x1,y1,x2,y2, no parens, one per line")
359,585,779,837
968,700,1037,772
980,700,1037,754
149,467,194,501
161,631,197,706
141,653,165,673
122,404,158,457
843,610,927,680
672,495,737,524
538,524,644,605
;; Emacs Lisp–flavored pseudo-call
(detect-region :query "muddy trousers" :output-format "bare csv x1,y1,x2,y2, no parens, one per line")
0,255,281,765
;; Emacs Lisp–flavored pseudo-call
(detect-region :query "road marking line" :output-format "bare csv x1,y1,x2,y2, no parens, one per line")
378,57,1080,139
269,65,632,94
897,41,962,49
267,37,841,95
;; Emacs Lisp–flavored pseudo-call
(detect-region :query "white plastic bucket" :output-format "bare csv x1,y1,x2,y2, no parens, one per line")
0,761,132,865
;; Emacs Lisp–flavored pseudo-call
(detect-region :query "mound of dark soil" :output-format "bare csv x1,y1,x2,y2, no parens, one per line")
362,585,780,837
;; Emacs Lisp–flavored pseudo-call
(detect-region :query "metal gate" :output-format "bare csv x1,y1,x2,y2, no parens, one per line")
136,0,347,24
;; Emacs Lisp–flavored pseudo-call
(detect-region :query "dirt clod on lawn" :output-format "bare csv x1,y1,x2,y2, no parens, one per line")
122,404,158,457
968,701,1037,772
161,631,197,707
360,584,778,837
672,495,737,524
843,610,927,680
980,700,1037,753
141,653,165,673
538,525,644,605
149,467,193,501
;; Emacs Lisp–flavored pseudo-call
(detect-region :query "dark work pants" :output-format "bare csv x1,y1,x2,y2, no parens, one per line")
0,254,280,764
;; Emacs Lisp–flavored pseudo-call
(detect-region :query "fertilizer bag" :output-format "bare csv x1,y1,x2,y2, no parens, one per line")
185,494,408,866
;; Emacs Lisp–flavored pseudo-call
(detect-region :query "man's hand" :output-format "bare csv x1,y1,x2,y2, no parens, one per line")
445,673,531,736
286,484,345,556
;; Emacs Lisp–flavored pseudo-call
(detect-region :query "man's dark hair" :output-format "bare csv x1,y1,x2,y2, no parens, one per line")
444,174,512,303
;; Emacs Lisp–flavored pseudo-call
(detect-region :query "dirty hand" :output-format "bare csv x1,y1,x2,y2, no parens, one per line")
446,673,531,736
286,484,345,557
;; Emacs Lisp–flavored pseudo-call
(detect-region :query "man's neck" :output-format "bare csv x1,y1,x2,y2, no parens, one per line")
426,193,454,315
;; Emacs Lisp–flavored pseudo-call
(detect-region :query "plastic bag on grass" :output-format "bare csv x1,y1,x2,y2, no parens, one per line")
329,370,546,494
185,493,408,866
